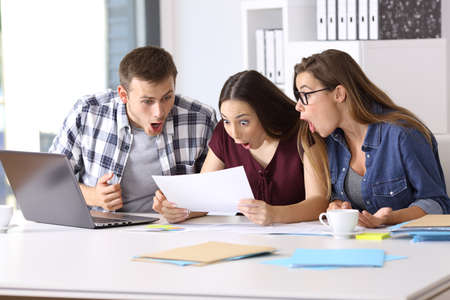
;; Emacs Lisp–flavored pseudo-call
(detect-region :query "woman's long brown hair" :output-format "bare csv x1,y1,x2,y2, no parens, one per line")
294,49,432,199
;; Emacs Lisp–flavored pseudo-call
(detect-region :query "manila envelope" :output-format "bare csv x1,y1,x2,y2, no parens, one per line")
137,241,276,265
403,214,450,228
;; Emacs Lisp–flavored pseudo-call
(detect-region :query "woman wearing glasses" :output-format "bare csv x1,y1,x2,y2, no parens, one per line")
153,70,329,225
294,49,450,228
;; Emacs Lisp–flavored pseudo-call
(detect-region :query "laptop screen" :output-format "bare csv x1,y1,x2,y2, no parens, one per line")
0,150,96,228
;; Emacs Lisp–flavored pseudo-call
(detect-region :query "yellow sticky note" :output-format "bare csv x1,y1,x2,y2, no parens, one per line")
146,225,173,229
145,224,183,230
355,232,390,240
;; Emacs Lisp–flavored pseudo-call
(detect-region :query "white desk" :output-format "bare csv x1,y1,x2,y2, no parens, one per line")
0,212,449,300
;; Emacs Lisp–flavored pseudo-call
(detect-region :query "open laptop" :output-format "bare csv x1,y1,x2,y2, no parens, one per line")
0,150,159,229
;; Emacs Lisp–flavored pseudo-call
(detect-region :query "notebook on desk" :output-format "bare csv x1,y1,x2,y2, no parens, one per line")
0,150,159,229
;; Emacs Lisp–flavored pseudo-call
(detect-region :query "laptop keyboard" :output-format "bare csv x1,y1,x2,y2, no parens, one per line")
92,217,132,225
90,210,158,227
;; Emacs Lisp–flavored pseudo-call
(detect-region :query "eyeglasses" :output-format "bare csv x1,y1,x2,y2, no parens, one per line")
293,87,331,106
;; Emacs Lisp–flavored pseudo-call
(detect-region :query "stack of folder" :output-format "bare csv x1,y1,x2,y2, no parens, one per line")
317,0,375,40
316,0,441,41
255,29,284,85
389,215,450,242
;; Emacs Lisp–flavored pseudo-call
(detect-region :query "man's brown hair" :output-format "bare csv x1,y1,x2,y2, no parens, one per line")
119,46,178,91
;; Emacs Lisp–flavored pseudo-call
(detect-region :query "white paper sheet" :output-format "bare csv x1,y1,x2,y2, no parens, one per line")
152,166,254,215
123,221,389,235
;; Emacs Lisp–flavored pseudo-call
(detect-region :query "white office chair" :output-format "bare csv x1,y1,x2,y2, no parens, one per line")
435,134,450,196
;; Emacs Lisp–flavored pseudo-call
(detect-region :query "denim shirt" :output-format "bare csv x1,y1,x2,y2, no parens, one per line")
327,116,450,214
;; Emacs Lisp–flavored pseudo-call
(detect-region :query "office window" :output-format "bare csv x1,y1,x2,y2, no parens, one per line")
0,8,11,205
39,132,56,152
0,1,160,206
106,0,160,89
0,104,10,206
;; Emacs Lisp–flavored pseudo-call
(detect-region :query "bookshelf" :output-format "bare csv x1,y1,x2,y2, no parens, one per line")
241,0,448,134
241,0,316,91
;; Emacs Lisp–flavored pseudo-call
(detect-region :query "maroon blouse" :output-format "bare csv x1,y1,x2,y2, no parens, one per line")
208,120,305,206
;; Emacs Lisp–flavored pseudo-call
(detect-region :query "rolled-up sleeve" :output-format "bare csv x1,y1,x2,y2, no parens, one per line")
409,199,443,214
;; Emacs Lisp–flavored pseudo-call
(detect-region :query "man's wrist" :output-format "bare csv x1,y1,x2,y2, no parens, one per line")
80,184,97,207
189,211,207,219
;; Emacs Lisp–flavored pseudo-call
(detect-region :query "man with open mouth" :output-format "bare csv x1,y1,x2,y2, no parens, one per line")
50,46,217,213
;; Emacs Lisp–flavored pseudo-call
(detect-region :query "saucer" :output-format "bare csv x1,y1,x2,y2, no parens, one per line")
331,231,359,239
0,224,17,233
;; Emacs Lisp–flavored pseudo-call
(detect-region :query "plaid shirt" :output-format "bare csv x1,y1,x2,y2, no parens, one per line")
49,89,217,186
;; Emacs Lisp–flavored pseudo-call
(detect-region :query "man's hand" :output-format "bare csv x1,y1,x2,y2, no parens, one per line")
153,190,190,223
327,200,352,211
238,198,275,226
94,173,123,211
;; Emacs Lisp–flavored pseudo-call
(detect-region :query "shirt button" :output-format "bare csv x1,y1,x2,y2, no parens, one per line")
363,178,366,182
366,201,370,204
366,154,370,158
390,191,393,195
341,191,344,195
342,168,346,172
258,170,263,174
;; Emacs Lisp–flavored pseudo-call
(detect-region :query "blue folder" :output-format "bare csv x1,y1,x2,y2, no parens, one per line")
410,231,450,242
263,254,405,270
289,248,385,268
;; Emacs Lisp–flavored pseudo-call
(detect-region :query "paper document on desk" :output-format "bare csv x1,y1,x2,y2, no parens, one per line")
152,166,254,215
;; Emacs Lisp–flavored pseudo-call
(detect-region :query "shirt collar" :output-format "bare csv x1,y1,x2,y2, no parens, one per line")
362,103,383,150
163,95,180,136
164,109,175,136
362,123,382,150
116,97,131,131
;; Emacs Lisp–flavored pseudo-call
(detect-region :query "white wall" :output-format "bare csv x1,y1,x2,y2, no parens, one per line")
443,1,450,119
1,0,107,151
2,0,449,149
161,0,244,112
162,0,450,121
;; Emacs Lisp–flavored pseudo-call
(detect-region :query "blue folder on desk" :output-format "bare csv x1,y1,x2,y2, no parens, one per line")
289,248,385,268
410,231,450,242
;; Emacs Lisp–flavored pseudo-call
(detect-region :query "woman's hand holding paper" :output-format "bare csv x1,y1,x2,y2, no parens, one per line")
153,190,190,224
238,198,275,226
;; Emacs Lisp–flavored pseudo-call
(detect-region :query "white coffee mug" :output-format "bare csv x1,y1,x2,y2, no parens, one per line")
0,205,13,228
319,209,359,239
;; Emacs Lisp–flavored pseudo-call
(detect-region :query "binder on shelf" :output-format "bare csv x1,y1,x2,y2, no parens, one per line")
316,0,327,40
265,30,276,83
327,0,337,40
369,0,378,39
255,29,266,76
274,29,284,84
337,0,347,40
347,0,358,40
358,0,369,40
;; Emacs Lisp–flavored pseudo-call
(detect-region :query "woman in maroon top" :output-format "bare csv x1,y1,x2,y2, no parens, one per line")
154,70,328,225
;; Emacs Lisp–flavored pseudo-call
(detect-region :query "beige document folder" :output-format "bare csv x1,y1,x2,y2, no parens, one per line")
135,241,276,265
403,215,450,228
